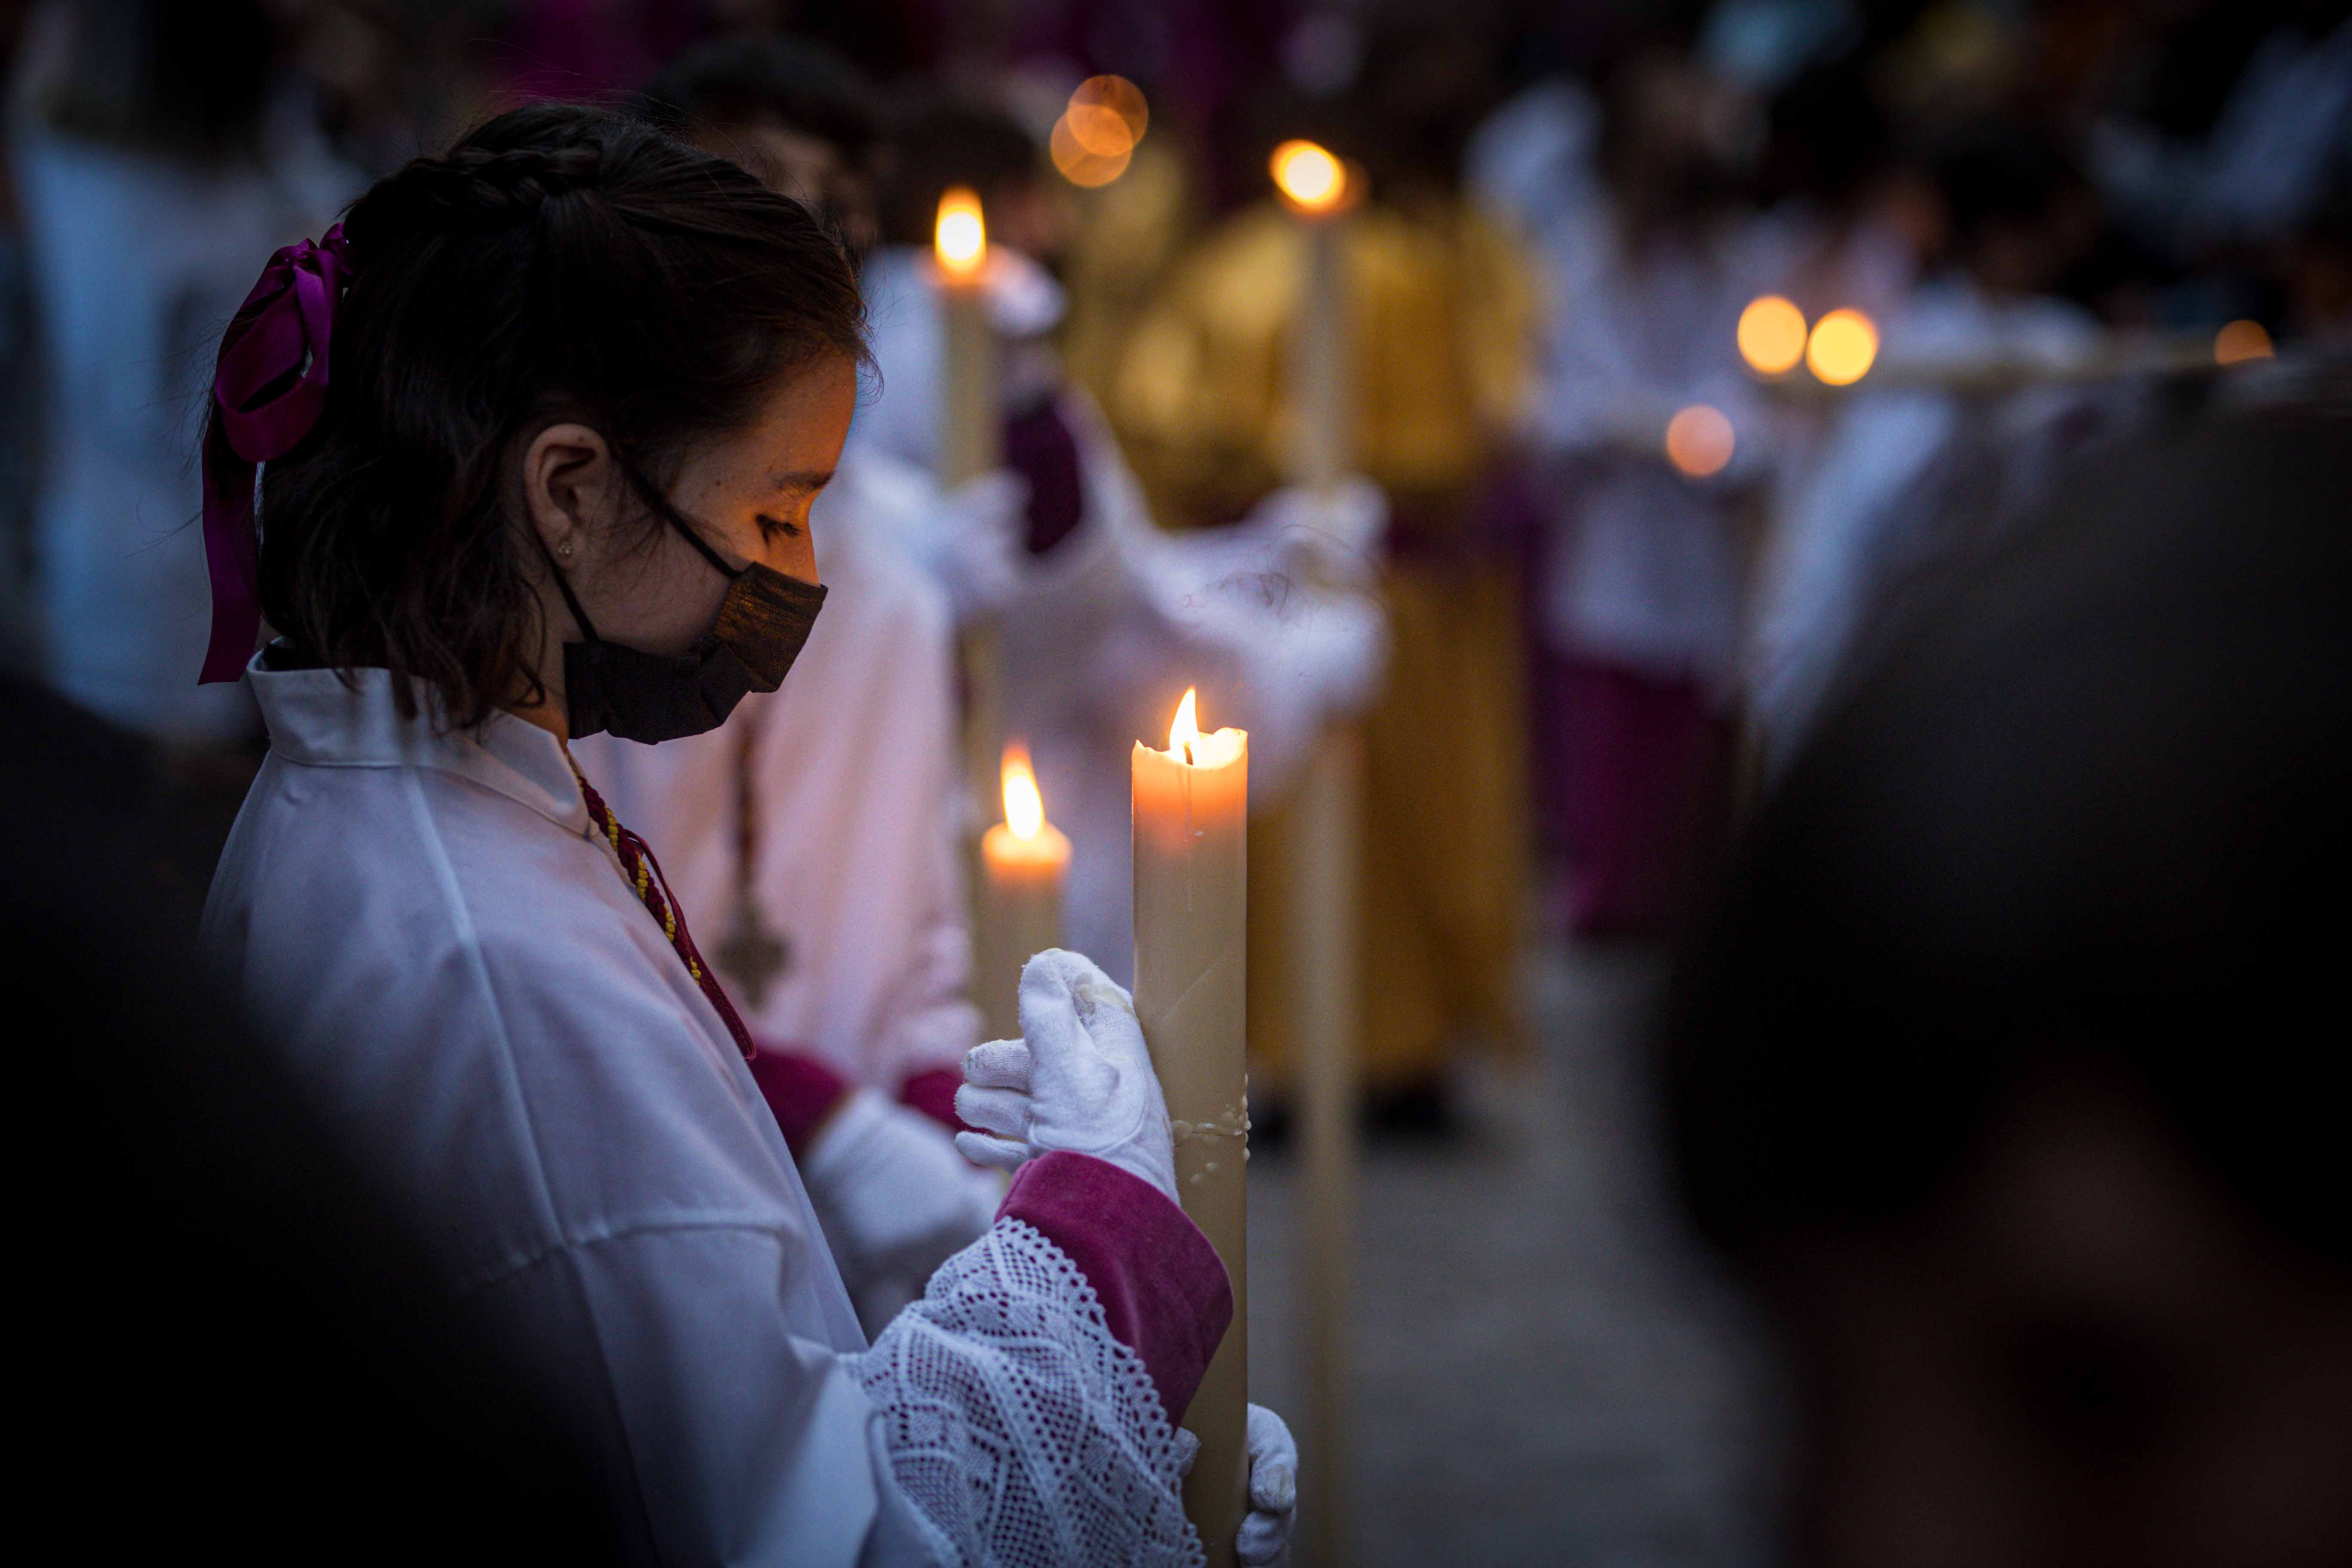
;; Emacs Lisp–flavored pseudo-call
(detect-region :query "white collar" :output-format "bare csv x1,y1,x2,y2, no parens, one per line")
246,658,590,837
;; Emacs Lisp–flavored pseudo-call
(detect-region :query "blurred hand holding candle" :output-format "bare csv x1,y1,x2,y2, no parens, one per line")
977,744,1069,1041
1132,689,1250,1565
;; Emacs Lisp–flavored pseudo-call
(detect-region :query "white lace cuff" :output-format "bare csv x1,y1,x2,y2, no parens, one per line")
852,1218,1204,1567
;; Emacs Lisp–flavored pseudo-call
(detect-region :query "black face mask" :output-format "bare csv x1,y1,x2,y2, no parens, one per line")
550,511,827,744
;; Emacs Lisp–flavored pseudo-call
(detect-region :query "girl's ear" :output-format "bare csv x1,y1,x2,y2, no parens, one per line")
521,422,620,561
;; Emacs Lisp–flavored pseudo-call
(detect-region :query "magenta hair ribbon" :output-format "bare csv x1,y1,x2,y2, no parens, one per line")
198,224,353,684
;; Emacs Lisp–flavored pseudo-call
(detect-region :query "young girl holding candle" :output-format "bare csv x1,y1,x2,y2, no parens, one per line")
199,104,1292,1566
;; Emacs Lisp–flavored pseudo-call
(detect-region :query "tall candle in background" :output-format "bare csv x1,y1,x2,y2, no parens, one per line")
1275,136,1365,1567
1271,140,1352,491
935,186,1011,914
933,186,1000,484
977,743,1069,1041
1132,689,1249,1566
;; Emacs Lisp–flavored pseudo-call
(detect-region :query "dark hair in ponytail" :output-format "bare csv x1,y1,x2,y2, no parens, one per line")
242,103,866,728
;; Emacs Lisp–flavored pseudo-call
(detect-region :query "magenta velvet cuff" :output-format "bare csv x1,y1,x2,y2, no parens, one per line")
898,1067,968,1137
998,1152,1234,1425
747,1047,851,1156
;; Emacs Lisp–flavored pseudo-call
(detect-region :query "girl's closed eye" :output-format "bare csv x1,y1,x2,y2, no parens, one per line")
756,511,802,542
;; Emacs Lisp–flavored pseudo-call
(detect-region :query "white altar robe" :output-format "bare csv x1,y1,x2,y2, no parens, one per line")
202,662,924,1563
203,661,1204,1566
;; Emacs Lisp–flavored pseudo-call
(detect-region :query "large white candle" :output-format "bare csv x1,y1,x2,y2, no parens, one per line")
1132,689,1249,1567
977,743,1069,1041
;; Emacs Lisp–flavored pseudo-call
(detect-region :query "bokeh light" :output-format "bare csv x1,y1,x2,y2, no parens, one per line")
1737,295,1808,376
1666,404,1736,478
1050,75,1146,188
2214,318,2274,366
1806,308,1879,386
933,187,986,276
1271,140,1346,214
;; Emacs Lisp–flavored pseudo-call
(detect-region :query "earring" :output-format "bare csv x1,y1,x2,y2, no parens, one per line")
557,539,576,558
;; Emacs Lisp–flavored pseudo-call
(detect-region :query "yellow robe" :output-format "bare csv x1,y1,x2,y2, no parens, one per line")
1109,196,1537,1093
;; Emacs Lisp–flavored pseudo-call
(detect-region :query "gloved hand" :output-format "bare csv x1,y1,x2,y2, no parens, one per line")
1172,1405,1300,1567
954,948,1178,1201
800,1088,1001,1302
1238,1404,1299,1567
904,470,1027,624
1238,478,1387,589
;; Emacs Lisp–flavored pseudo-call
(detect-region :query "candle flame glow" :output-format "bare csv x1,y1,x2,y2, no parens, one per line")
1002,741,1044,841
1665,404,1736,478
1052,77,1148,188
934,187,986,278
1806,308,1878,386
1737,295,1808,375
1271,141,1346,214
2214,319,2273,365
1163,687,1245,767
1169,689,1198,756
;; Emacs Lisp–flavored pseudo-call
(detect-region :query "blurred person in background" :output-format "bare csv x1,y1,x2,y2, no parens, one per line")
574,35,1007,1335
1112,15,1535,1131
9,0,355,845
0,3,36,675
863,89,1384,999
1669,393,2352,1568
1515,45,1774,942
1746,123,2111,773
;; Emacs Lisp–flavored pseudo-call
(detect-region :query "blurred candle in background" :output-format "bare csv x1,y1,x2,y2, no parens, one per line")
1738,294,1808,377
1272,139,1353,494
1133,689,1250,1566
1272,133,1366,1568
1666,404,1736,478
1807,306,1879,386
977,743,1069,1041
933,186,998,484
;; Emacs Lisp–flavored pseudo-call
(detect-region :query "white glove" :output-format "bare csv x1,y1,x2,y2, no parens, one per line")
954,948,1178,1200
1172,1405,1300,1568
1238,478,1388,589
1239,1404,1299,1567
800,1088,1000,1296
909,470,1029,624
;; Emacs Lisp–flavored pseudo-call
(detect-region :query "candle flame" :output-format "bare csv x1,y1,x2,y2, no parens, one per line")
1665,404,1736,478
934,187,987,278
1161,687,1245,767
1806,307,1878,386
2214,318,2273,365
1169,689,1199,758
1271,140,1346,214
1002,741,1044,841
1737,294,1808,375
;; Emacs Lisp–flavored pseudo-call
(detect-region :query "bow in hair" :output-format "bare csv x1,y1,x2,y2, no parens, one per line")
199,225,353,683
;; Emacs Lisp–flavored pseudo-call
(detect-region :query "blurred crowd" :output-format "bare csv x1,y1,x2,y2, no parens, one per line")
3,0,2345,1065
2,2,2348,1562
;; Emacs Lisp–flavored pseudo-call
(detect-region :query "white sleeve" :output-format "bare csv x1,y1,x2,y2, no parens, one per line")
852,1219,1203,1568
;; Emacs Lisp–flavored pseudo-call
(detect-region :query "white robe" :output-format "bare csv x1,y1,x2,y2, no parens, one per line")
203,662,1203,1566
1528,204,1784,693
570,453,980,1091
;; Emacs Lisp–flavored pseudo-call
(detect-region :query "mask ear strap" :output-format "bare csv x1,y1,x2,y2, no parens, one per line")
536,532,604,643
619,459,742,581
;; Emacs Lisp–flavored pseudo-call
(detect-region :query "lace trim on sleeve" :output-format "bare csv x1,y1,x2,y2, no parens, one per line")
851,1219,1206,1568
